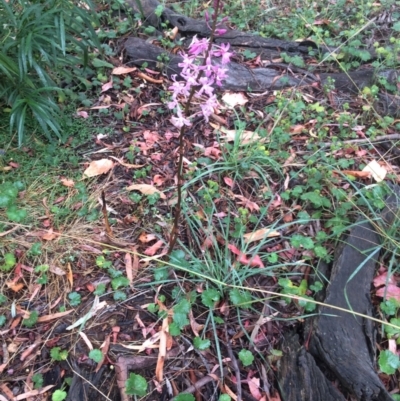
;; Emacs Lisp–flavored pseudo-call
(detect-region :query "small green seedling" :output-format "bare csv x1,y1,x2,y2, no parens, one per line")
52,389,67,401
50,347,69,361
238,349,254,367
193,337,210,350
68,292,81,306
125,373,148,396
0,253,16,272
379,349,400,375
22,311,39,328
32,373,44,389
88,349,103,363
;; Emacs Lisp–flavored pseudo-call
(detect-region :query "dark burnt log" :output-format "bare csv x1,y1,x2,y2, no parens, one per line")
277,187,400,401
308,216,391,401
66,360,108,401
125,0,337,59
123,37,400,116
277,332,346,401
123,37,315,90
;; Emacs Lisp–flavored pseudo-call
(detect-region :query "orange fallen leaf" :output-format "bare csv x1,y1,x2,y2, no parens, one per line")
137,71,163,84
228,244,264,268
234,194,260,212
338,170,371,179
83,159,114,177
290,124,306,134
6,281,24,292
224,176,234,188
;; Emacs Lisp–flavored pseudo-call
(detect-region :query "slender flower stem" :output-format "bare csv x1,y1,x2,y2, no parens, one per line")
167,0,223,254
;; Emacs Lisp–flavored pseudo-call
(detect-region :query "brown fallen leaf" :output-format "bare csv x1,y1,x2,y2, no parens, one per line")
60,177,75,187
211,122,265,145
189,309,204,337
83,159,114,178
109,156,145,169
125,252,133,283
137,71,163,84
66,262,73,287
42,228,59,241
144,239,164,256
101,79,113,93
20,338,41,361
49,265,66,276
37,309,73,323
96,335,109,372
155,317,169,382
222,92,248,108
112,66,137,75
362,159,387,182
139,233,157,243
13,385,55,400
247,377,263,401
126,184,166,199
243,227,281,244
0,384,15,400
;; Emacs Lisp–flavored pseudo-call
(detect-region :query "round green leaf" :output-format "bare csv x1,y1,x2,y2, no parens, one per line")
379,350,400,375
238,349,254,367
193,337,210,350
89,349,103,363
125,373,148,396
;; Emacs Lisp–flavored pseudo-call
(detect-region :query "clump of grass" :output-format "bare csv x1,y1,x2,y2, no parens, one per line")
0,0,100,145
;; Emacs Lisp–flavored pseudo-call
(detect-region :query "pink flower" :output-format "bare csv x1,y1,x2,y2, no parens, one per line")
169,76,190,97
214,67,228,86
197,76,214,97
168,40,230,129
213,43,232,65
171,114,192,129
215,28,227,36
200,95,218,121
178,53,194,74
189,36,209,56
